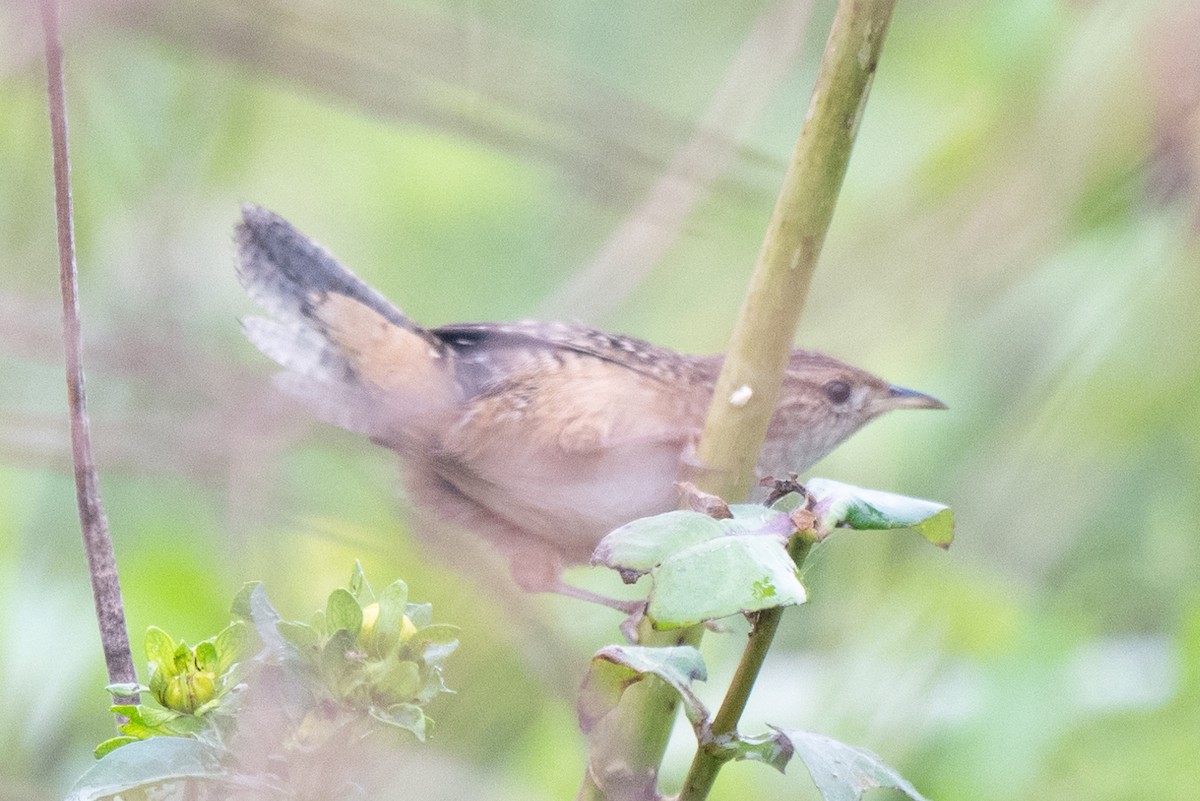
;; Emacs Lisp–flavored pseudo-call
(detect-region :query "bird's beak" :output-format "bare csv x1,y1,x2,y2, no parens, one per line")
885,384,947,410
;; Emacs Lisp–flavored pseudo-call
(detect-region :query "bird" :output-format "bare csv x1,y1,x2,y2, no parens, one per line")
235,204,945,599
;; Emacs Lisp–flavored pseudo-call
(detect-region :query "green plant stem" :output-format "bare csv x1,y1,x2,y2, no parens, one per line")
676,537,814,801
581,1,896,797
580,1,897,799
677,3,896,796
576,624,702,801
694,0,898,503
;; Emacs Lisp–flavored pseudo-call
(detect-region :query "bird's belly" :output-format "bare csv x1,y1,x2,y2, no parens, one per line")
444,440,684,563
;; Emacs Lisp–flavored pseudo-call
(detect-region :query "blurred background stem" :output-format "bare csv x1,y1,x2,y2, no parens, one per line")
39,0,138,713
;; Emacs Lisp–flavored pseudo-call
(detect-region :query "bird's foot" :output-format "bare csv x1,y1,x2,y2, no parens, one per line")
550,581,648,642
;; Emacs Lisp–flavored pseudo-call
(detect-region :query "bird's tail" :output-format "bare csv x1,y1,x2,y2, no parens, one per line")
235,204,458,440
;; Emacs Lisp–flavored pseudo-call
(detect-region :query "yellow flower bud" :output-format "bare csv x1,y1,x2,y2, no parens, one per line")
359,602,418,647
361,603,380,632
162,670,217,714
359,603,381,648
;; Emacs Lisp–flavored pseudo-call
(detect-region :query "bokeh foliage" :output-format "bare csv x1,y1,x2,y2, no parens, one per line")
2,0,1198,799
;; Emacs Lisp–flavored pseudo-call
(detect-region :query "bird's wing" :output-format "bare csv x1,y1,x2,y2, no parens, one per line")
433,320,709,399
425,321,711,550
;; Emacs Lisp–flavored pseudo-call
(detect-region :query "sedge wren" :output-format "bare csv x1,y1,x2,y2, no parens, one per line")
236,205,944,593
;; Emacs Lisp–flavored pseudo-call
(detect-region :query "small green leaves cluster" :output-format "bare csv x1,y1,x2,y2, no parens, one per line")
73,563,456,801
95,622,248,758
579,644,929,801
145,623,247,715
805,477,953,548
594,499,808,628
584,478,952,801
270,562,459,741
594,480,952,630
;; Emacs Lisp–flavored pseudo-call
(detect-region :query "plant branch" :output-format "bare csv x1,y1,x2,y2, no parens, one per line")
695,0,898,502
581,1,898,798
576,621,702,801
40,0,139,710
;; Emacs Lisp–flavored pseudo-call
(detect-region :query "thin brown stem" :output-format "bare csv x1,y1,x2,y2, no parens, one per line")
40,0,139,710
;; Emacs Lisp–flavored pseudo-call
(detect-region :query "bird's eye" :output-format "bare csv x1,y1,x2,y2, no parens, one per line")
823,380,851,404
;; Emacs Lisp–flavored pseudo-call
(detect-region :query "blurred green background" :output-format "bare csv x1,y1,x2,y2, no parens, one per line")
2,0,1199,798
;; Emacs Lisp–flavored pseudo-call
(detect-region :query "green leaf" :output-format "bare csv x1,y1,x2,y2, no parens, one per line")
321,629,358,680
404,602,433,628
143,627,177,675
113,703,186,739
410,623,461,646
231,582,284,649
162,714,207,737
326,588,364,637
172,642,194,675
421,640,458,666
577,645,708,733
592,510,728,578
416,666,453,704
130,705,182,729
806,478,954,548
229,581,259,621
194,641,218,673
213,621,248,674
349,560,372,600
726,500,800,527
374,659,421,704
369,703,428,742
196,674,246,716
277,620,320,650
717,500,803,536
646,535,806,628
594,503,803,586
104,683,145,697
66,738,229,801
148,667,168,702
592,502,808,627
374,580,410,654
779,729,931,801
93,736,139,759
111,709,159,743
768,491,806,513
729,730,794,774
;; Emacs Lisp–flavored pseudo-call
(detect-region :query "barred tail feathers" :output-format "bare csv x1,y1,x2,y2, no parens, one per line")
235,205,458,439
